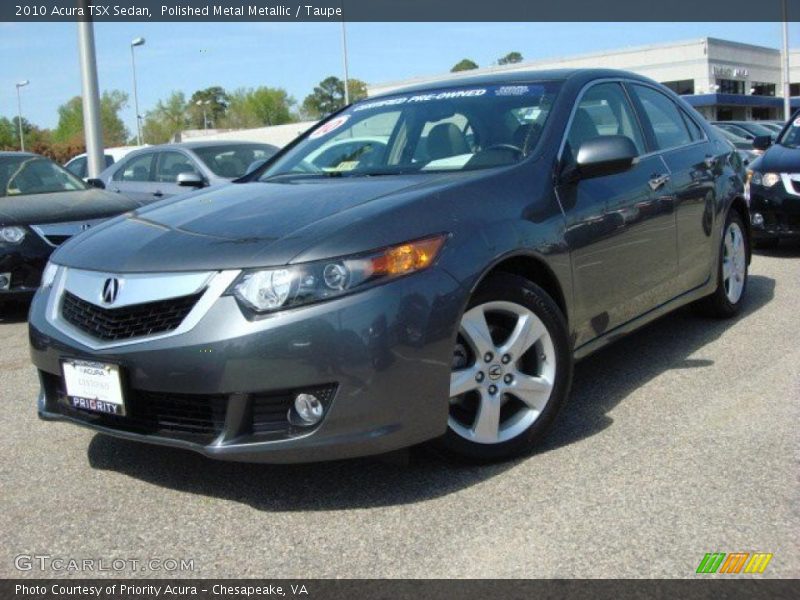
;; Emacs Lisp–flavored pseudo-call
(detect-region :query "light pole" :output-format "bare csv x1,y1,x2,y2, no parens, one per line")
341,22,350,105
781,0,791,120
130,37,145,145
196,99,211,130
15,80,29,151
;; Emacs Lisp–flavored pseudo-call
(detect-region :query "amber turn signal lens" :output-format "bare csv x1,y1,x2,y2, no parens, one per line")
372,235,446,276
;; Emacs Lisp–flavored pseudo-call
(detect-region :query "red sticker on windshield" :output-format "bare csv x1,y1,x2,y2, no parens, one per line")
309,115,350,139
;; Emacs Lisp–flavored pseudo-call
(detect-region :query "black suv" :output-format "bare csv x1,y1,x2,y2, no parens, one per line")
749,112,800,247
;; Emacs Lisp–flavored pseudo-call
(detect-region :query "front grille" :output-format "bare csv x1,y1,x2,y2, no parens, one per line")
42,373,226,443
61,291,202,341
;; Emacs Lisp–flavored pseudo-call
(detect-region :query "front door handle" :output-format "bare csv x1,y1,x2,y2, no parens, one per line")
649,174,670,191
153,191,164,198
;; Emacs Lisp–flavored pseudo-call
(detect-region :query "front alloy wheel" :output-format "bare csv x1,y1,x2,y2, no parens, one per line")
438,273,571,461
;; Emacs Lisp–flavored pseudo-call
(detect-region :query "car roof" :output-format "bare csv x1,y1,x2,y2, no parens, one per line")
0,151,39,158
154,140,278,150
368,68,656,99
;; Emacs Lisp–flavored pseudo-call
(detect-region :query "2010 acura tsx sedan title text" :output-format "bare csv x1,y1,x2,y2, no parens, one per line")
29,69,750,463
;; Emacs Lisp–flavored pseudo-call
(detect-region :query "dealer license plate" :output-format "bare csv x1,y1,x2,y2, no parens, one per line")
62,360,125,416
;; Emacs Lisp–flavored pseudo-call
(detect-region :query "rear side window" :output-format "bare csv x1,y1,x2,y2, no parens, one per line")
631,85,693,150
680,111,705,142
564,82,645,165
114,153,154,182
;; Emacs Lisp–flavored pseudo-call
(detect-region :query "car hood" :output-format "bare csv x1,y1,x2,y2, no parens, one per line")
0,188,143,226
53,174,463,272
756,144,800,174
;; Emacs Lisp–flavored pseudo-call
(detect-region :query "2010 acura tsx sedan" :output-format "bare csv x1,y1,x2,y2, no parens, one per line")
29,69,750,463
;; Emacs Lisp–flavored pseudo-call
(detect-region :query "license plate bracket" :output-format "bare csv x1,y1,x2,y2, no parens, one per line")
61,359,126,416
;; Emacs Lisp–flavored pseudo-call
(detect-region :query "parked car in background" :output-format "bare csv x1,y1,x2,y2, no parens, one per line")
759,121,785,136
713,120,777,142
64,146,142,180
713,126,762,166
96,141,279,204
0,152,144,304
746,113,800,247
30,69,750,464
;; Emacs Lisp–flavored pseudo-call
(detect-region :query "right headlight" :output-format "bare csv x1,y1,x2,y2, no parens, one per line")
751,172,780,187
40,261,59,288
229,234,447,315
0,226,26,244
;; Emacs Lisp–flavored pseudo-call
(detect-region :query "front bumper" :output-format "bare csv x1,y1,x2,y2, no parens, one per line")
1,231,52,297
749,174,800,239
29,268,464,463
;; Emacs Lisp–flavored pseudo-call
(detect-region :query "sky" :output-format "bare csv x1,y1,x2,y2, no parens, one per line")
0,21,798,135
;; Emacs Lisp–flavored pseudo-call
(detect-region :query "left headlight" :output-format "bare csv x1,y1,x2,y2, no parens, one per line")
40,261,59,288
751,172,780,187
0,226,26,244
229,234,447,314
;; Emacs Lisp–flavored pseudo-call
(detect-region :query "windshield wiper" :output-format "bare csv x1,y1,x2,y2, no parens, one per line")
259,171,345,183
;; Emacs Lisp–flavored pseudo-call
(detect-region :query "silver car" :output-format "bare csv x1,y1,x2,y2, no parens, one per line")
95,141,278,204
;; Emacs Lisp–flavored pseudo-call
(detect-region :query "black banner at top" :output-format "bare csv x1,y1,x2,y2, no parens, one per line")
3,0,800,22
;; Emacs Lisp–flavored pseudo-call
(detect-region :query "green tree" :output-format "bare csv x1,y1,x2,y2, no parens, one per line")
52,91,129,147
450,58,479,72
498,51,523,65
141,92,189,144
0,117,19,149
301,77,367,119
222,87,295,129
188,86,230,129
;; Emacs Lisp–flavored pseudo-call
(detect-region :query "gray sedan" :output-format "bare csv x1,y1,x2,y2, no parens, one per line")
95,141,278,204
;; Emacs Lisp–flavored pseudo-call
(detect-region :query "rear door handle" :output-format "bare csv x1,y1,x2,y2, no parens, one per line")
649,174,670,191
153,191,164,198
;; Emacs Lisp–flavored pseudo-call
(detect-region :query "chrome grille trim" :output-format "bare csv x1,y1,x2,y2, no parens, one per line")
45,267,241,350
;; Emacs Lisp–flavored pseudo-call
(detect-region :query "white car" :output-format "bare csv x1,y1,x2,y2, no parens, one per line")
64,146,144,180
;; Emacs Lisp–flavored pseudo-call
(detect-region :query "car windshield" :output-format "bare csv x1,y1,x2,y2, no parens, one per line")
260,82,561,180
192,144,278,178
0,155,87,198
778,117,800,148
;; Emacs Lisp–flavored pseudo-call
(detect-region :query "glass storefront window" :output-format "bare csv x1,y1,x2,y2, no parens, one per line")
716,79,746,95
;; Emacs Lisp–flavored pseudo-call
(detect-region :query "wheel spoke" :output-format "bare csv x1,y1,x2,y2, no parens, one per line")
472,391,501,442
722,258,732,281
499,313,546,359
509,373,552,410
460,306,495,356
450,367,478,397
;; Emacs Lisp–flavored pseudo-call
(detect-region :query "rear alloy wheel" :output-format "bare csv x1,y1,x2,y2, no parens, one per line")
438,273,571,461
698,209,749,318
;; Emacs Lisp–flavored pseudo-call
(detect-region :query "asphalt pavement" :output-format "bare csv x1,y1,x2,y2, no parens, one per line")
1,244,798,579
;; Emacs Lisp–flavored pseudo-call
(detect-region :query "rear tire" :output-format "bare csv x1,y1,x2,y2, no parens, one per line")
698,209,749,318
436,273,572,462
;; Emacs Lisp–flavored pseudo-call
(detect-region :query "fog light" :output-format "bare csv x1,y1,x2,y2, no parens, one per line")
752,212,764,228
0,273,10,290
293,393,324,426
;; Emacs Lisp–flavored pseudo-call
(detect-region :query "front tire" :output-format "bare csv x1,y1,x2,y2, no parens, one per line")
698,209,749,318
436,273,572,462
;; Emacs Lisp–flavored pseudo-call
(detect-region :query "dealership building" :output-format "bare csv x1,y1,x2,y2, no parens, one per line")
368,37,800,121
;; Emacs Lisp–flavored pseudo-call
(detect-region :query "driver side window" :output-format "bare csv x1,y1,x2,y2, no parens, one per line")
564,82,645,166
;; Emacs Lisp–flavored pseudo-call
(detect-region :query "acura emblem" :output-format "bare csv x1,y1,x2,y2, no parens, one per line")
101,278,120,305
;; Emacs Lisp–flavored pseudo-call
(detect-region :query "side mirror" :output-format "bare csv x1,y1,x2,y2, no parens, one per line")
177,172,205,188
245,158,268,177
86,178,105,189
752,135,772,151
573,135,638,180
